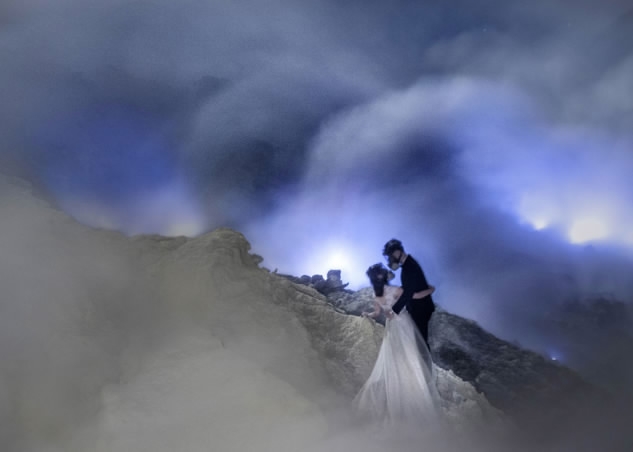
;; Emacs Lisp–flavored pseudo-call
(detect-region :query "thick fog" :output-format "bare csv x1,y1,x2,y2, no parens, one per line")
1,175,630,452
1,1,633,448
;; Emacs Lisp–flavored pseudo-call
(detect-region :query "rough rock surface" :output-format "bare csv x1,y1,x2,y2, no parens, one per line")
2,174,616,451
327,283,604,437
0,174,506,451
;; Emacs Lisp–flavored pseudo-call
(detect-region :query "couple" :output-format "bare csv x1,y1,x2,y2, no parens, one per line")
354,239,439,424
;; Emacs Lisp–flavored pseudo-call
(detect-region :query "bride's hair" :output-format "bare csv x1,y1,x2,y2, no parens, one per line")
366,263,390,297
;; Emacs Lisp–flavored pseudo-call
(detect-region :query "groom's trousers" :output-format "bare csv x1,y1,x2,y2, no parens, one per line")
407,299,434,351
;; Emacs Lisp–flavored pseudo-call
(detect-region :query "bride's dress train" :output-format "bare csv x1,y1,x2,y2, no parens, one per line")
354,292,439,426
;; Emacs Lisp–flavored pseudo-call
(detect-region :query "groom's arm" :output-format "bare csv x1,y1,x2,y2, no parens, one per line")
392,261,417,314
391,291,411,314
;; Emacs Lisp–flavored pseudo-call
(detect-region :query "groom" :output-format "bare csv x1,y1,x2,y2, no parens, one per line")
383,239,435,349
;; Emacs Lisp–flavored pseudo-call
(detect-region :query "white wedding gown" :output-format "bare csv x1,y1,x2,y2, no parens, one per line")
354,285,440,426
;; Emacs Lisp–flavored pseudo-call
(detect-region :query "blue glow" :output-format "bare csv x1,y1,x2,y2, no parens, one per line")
547,349,564,363
37,105,176,201
34,105,206,236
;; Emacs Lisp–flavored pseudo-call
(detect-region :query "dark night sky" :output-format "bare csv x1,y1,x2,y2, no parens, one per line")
1,0,633,361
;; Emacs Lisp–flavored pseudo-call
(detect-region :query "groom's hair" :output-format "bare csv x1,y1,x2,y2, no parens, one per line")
382,239,404,256
366,263,390,297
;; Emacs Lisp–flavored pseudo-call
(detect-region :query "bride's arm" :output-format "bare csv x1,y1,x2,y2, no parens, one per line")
362,300,382,318
412,285,435,299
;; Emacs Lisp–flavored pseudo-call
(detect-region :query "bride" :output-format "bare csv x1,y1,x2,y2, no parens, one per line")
354,263,439,425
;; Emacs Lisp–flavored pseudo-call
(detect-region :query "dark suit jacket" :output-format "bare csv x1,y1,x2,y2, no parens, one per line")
391,255,435,315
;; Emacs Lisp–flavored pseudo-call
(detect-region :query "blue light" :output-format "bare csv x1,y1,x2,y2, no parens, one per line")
32,104,205,235
36,104,177,202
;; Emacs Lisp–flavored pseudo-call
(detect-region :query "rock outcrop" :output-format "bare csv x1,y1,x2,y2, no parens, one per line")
278,269,351,296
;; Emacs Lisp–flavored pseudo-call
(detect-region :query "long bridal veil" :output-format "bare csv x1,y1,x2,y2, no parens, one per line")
353,308,440,426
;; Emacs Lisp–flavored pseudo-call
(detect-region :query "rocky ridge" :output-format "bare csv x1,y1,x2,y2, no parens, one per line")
0,174,616,450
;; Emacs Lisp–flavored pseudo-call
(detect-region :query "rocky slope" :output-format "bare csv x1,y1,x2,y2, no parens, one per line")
0,174,625,451
327,289,609,438
0,174,503,452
